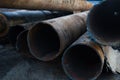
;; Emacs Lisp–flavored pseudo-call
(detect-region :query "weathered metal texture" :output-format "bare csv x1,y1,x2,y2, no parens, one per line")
7,25,25,46
62,32,104,80
87,0,120,47
27,11,88,61
16,30,33,58
0,10,72,37
0,0,93,11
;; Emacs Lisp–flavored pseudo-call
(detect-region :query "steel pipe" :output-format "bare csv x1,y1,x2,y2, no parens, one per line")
0,0,93,11
16,30,33,58
62,32,104,80
0,10,72,37
27,11,88,61
87,0,120,47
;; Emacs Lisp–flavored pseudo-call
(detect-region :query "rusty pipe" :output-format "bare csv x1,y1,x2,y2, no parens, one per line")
27,11,88,61
87,0,120,47
62,32,104,80
16,30,33,58
0,10,72,37
0,0,93,11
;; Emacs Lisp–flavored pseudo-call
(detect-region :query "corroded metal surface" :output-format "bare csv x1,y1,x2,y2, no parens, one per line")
0,0,93,11
28,11,88,61
62,32,104,80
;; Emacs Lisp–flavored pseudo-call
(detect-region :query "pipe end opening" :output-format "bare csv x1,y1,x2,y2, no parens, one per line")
63,44,103,80
28,23,60,61
88,1,120,44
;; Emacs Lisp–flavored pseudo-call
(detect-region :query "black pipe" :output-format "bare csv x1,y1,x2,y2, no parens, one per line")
87,0,120,47
0,10,72,37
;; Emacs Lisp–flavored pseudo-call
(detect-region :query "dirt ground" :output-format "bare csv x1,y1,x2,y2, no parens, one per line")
0,45,120,80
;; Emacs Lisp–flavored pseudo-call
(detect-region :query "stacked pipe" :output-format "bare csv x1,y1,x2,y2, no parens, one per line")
0,10,73,56
27,11,88,61
87,0,120,47
1,0,119,80
87,0,120,74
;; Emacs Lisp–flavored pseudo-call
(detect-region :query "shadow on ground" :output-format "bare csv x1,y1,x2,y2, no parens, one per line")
0,45,120,80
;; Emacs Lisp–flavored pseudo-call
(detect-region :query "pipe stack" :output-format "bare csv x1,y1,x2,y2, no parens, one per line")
0,10,72,57
87,0,120,74
0,0,119,80
27,11,88,61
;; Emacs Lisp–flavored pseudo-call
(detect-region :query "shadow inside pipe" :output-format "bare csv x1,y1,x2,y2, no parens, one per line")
16,30,34,58
63,45,103,80
88,0,120,42
8,25,25,46
28,23,60,60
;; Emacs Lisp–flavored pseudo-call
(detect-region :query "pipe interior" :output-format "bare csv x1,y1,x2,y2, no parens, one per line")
63,45,102,79
29,23,60,59
16,30,28,53
88,1,120,41
8,25,25,45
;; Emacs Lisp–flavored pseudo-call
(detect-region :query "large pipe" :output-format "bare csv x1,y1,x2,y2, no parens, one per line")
87,0,120,47
16,30,33,58
27,11,88,61
0,0,93,11
0,10,72,37
62,32,104,80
